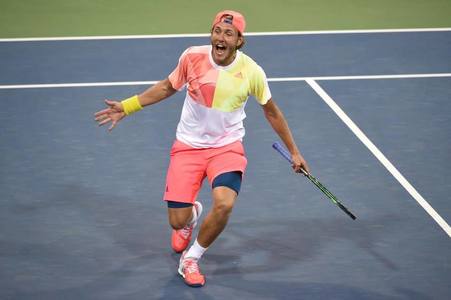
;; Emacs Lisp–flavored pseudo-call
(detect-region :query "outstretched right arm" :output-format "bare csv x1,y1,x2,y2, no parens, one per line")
94,78,177,131
137,78,178,107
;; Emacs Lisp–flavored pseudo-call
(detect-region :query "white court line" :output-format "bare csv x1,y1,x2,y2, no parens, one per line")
2,28,449,236
306,79,451,238
1,73,451,90
0,28,450,42
268,73,451,82
0,72,449,237
0,81,158,89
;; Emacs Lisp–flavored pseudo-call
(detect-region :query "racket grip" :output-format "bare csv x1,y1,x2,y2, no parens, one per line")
272,142,293,164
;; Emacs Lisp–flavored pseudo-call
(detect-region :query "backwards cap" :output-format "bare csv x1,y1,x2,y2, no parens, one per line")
212,10,246,34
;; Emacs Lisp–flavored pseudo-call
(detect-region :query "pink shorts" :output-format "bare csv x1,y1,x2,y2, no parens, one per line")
163,140,247,204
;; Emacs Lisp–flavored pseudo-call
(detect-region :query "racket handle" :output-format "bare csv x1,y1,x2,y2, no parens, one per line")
272,142,293,163
273,142,309,176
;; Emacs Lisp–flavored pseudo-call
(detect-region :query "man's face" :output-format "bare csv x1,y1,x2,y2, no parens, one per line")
210,22,243,66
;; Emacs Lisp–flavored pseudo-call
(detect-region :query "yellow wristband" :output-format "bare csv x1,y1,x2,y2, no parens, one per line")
121,95,143,115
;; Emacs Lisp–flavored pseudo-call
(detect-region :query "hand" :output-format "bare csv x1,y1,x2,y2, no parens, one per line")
94,99,126,131
291,153,310,175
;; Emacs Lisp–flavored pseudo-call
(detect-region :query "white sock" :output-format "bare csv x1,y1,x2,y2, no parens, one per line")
185,239,207,260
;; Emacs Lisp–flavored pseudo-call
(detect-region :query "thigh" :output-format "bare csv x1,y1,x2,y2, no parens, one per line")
211,186,238,212
163,140,207,204
212,171,242,195
167,206,193,228
206,140,247,185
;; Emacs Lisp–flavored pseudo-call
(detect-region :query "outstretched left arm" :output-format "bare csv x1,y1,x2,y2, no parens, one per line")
261,98,310,174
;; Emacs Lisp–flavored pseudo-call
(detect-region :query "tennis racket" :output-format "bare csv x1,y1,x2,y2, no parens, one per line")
272,142,357,220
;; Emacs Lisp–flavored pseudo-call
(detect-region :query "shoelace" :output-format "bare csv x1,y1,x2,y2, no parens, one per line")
178,205,198,239
184,258,200,274
179,224,193,239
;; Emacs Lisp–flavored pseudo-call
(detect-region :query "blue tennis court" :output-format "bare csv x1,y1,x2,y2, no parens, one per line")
1,30,450,299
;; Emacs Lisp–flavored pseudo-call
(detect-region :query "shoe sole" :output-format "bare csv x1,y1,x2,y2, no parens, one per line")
178,269,204,287
178,253,205,287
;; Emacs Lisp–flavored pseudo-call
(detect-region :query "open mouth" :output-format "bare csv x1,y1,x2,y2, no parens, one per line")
215,44,227,55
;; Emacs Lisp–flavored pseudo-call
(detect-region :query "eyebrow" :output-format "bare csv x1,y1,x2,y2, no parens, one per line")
213,25,236,34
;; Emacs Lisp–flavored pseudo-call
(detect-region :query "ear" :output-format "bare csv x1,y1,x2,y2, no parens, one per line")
237,35,244,47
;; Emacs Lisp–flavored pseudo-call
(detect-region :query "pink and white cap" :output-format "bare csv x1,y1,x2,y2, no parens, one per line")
212,10,246,34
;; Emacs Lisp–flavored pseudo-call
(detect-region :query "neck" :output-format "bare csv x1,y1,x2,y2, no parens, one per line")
213,50,237,67
223,52,237,66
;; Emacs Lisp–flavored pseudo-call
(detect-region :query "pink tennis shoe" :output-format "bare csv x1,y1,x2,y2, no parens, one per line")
178,250,206,287
171,201,203,253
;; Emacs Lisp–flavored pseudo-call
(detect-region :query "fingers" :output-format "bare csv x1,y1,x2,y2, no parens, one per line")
294,166,308,175
94,99,123,131
96,115,119,131
293,165,305,174
294,161,310,175
94,99,121,117
104,99,117,107
97,117,112,127
96,116,119,132
291,154,310,175
292,163,300,172
108,120,117,131
94,105,115,119
95,109,111,123
301,160,310,175
105,99,124,112
94,107,113,118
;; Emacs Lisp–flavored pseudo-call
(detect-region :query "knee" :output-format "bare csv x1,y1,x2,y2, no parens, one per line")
169,218,187,230
212,187,237,219
212,200,234,219
168,207,193,230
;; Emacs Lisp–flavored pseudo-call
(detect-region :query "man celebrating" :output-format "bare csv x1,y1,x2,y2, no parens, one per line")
95,10,309,287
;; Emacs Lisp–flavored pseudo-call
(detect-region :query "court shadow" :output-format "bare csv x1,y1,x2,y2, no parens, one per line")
202,215,399,277
0,184,416,299
158,274,216,300
213,278,429,300
1,184,171,299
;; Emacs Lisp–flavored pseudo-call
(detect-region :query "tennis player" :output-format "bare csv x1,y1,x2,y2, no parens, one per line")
95,10,309,287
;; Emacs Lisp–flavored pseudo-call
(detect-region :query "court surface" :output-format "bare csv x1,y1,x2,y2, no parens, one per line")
0,30,450,299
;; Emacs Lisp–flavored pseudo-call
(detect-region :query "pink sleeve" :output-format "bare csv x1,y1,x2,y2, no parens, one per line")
168,48,190,91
